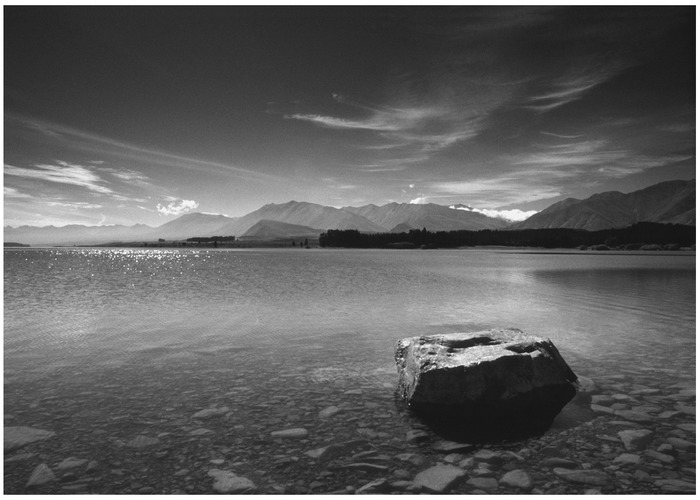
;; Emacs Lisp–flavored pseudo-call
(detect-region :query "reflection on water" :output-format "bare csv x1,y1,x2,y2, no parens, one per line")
3,248,695,493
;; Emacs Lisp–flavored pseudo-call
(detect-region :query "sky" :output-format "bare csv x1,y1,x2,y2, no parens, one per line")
4,6,696,227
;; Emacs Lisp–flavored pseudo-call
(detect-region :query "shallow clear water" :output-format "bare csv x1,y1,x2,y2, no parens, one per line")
3,248,696,493
5,248,695,379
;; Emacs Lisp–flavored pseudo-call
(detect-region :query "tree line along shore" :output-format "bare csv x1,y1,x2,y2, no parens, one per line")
318,222,695,250
5,222,694,250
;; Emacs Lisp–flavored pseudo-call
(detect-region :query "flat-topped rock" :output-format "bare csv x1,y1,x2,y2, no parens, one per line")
395,329,578,429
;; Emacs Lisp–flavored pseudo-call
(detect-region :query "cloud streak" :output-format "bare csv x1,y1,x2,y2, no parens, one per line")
8,113,284,184
429,177,563,207
511,139,692,178
524,75,605,112
4,161,114,194
286,94,487,169
4,186,33,199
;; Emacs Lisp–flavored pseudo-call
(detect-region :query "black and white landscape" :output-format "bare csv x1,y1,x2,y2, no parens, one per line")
4,6,695,496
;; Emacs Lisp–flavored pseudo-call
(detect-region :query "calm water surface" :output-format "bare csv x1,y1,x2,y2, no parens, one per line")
5,248,695,378
3,248,696,493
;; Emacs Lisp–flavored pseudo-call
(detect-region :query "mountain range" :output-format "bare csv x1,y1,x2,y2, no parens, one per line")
514,179,695,231
4,179,694,246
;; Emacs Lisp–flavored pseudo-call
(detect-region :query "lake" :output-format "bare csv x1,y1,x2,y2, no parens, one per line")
4,248,696,494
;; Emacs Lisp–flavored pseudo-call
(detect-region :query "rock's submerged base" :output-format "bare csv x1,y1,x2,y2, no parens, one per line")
395,329,578,436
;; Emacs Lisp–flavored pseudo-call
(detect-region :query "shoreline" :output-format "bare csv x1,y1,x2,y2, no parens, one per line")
4,244,696,257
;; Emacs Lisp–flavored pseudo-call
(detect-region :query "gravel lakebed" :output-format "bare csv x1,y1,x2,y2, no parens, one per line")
4,352,695,495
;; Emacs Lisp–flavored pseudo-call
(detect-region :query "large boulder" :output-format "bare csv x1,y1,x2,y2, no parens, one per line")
395,329,578,431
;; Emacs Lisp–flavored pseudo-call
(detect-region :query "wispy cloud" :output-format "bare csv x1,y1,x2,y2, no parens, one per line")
109,168,150,183
9,114,283,184
156,197,199,216
4,186,33,199
286,93,487,169
540,131,583,139
429,176,563,207
513,140,611,166
355,164,408,172
523,74,610,113
511,139,692,177
4,161,114,194
287,94,446,133
46,201,103,209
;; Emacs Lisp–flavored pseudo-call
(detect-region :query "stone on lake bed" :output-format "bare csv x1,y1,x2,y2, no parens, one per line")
674,404,695,415
655,479,696,493
553,468,610,486
4,426,55,452
591,404,615,415
395,329,578,427
192,406,230,419
355,478,390,494
667,437,695,451
56,457,88,470
499,469,534,490
473,449,503,464
318,406,341,419
645,449,675,464
270,428,308,439
4,453,37,463
340,463,390,473
126,435,160,448
591,395,615,405
431,440,475,453
676,423,695,432
26,463,56,488
188,428,214,437
657,410,682,419
613,453,641,465
395,453,427,466
405,429,430,442
618,429,653,451
614,409,653,424
208,469,256,493
466,477,499,491
413,464,467,493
